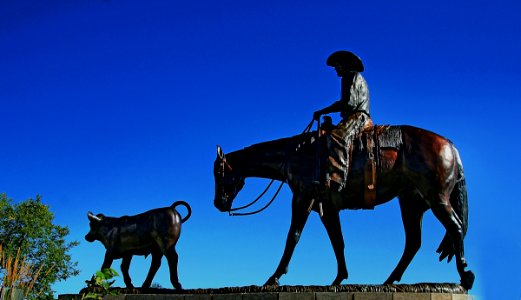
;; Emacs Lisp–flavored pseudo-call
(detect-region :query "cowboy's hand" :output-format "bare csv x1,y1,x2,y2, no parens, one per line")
313,111,322,120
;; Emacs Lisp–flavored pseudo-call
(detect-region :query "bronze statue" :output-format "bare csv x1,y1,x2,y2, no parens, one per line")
85,201,191,290
313,50,373,192
213,52,475,290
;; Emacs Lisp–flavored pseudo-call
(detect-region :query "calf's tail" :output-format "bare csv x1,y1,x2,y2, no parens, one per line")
171,201,192,223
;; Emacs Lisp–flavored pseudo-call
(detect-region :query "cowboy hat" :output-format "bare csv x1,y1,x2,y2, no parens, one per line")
326,50,364,72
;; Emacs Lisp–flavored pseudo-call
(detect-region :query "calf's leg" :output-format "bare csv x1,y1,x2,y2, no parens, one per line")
165,246,182,290
101,252,114,270
121,255,134,288
142,251,162,288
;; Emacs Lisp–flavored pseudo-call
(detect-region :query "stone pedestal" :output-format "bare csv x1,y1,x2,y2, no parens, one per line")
59,284,473,300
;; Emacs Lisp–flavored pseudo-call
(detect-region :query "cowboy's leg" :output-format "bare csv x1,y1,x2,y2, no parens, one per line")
328,119,356,189
338,115,369,185
328,126,348,189
313,135,329,189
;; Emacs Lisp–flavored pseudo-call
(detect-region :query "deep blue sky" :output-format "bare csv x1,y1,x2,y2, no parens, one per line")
1,1,520,299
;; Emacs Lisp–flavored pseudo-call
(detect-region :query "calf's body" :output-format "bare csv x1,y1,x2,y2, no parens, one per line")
85,201,191,289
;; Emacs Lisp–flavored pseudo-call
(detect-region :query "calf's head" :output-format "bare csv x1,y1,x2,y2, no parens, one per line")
85,212,106,243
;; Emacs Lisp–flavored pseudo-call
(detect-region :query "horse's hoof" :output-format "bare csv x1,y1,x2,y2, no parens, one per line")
331,274,347,285
384,273,400,285
383,279,395,285
264,277,279,286
460,270,475,290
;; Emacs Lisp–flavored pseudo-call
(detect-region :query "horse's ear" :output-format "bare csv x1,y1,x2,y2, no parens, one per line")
217,145,225,159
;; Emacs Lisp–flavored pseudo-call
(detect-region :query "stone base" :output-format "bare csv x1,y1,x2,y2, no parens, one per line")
59,284,473,300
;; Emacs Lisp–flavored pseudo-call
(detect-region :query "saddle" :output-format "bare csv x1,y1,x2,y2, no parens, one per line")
355,125,402,209
318,120,402,210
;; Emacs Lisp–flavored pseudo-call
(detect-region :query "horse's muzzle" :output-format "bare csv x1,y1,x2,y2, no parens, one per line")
214,195,232,212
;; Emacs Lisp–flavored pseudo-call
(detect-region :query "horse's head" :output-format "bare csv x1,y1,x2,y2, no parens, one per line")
214,145,245,212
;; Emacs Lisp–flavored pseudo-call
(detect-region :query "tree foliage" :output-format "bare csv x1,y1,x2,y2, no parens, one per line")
0,193,79,299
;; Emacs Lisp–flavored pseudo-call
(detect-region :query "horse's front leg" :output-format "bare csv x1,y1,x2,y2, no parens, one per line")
320,204,348,285
385,192,427,285
265,196,310,286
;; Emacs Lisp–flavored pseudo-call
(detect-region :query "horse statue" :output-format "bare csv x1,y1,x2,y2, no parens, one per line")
213,124,475,290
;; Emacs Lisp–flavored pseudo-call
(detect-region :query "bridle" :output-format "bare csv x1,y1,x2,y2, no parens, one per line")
217,156,243,205
217,150,284,217
220,118,319,217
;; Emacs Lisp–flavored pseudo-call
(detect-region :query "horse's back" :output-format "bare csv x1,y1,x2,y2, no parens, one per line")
367,124,450,147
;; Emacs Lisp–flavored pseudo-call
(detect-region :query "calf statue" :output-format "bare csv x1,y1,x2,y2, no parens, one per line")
85,201,191,289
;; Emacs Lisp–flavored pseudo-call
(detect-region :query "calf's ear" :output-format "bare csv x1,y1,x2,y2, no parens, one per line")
87,211,102,222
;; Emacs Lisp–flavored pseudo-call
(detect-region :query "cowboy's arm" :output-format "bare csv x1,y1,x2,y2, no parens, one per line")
313,100,344,120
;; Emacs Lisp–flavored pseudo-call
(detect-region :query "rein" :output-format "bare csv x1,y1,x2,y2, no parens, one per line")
228,118,318,217
228,180,284,216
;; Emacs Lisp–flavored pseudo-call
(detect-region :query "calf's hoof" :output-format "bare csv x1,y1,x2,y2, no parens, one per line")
173,282,183,290
141,280,152,289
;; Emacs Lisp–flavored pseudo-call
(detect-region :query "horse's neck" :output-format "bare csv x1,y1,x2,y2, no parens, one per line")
228,138,296,181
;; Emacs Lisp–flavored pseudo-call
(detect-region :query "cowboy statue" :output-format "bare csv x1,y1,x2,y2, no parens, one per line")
213,50,475,290
313,50,373,192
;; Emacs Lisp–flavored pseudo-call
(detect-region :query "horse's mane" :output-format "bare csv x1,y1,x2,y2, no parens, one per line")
241,131,317,155
224,132,318,167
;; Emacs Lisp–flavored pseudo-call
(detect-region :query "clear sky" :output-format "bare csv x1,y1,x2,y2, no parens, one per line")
1,1,520,299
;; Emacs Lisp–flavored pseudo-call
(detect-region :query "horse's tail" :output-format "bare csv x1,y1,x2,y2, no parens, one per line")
171,201,192,223
436,144,468,262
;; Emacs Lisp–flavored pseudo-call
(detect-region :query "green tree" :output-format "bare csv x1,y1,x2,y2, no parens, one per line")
0,193,79,299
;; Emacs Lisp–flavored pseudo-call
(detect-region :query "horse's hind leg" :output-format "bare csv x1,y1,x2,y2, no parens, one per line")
430,198,475,289
385,189,428,285
265,195,311,286
320,205,348,285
